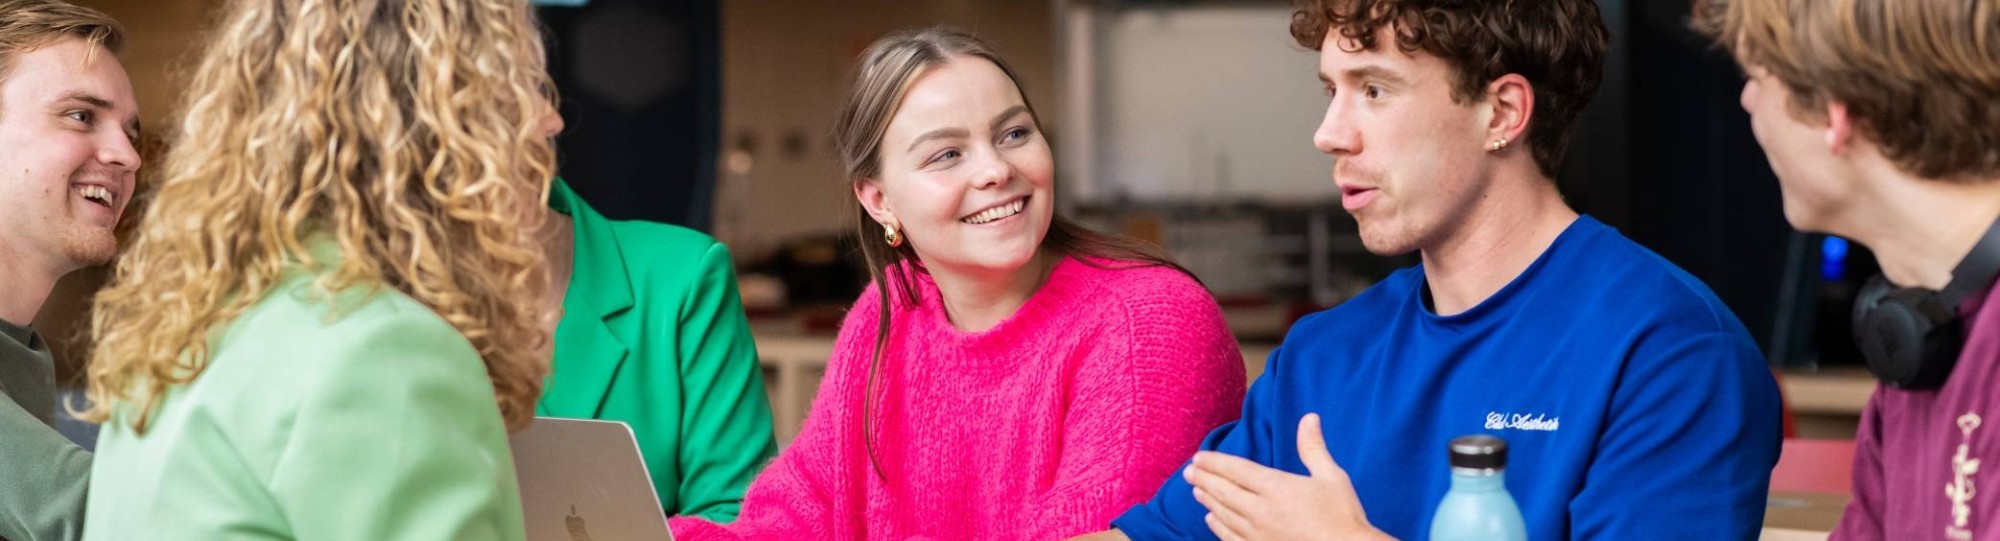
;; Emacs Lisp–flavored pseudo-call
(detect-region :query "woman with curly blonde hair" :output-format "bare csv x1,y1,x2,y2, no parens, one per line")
77,0,559,538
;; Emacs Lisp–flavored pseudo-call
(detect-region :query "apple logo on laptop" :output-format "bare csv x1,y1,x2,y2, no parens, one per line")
567,505,593,541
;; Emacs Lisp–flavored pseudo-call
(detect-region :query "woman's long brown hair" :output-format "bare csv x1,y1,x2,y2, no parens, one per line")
831,26,1195,479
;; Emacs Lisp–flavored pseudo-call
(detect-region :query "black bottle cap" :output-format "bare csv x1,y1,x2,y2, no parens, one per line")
1448,435,1508,470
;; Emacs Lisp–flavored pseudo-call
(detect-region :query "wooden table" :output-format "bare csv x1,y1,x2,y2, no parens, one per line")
754,331,834,446
1778,367,1874,439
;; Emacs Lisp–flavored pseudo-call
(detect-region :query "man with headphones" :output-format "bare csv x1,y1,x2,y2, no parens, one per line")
1699,0,2000,538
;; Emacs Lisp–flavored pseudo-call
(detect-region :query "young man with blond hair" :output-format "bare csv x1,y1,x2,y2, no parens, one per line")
0,1,140,539
1699,0,2000,538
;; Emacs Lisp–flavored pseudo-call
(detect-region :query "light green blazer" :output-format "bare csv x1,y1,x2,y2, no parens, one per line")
83,239,525,541
540,179,776,522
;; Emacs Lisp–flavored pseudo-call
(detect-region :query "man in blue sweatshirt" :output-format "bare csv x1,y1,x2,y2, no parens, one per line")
1075,0,1782,540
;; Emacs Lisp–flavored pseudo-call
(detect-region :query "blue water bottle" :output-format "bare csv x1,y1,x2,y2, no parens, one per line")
1428,435,1528,541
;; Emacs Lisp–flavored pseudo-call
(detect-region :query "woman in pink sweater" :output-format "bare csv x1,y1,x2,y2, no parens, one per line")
667,26,1245,540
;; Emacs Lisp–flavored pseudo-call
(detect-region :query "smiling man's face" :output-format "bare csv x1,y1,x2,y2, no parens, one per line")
0,36,141,273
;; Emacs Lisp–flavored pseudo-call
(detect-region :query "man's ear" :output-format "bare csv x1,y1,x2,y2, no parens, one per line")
1824,100,1853,155
1484,73,1534,148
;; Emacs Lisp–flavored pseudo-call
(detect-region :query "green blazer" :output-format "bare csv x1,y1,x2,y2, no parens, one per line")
83,239,525,540
540,179,776,522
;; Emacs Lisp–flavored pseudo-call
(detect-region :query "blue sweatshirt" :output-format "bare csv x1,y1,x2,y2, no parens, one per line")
1114,216,1782,540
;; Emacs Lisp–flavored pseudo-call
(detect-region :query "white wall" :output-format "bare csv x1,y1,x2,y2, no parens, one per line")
1073,6,1337,203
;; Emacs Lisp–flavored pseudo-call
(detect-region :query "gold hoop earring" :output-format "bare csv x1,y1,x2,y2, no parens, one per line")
883,223,904,248
1488,137,1511,152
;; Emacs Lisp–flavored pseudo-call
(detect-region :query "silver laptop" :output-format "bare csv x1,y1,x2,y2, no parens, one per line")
510,417,673,541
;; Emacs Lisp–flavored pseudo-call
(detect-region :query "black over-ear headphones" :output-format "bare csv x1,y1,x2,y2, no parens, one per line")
1853,218,2000,389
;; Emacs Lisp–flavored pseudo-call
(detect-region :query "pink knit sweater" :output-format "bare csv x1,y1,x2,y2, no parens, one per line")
669,256,1246,540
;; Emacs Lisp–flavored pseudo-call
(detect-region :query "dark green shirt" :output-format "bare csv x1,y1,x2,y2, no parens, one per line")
0,318,89,541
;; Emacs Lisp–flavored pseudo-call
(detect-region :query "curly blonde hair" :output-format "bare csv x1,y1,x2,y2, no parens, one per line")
80,0,557,433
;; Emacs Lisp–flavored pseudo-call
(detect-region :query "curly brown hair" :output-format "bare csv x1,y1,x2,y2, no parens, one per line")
1290,0,1609,177
1694,0,2000,182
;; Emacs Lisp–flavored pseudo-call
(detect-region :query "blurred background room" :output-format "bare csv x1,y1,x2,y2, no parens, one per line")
46,1,1865,535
